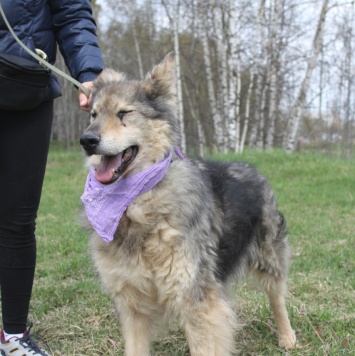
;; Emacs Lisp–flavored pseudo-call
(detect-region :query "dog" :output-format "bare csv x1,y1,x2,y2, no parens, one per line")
79,52,296,355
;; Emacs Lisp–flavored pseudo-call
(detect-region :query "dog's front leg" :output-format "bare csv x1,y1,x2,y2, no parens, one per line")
182,292,237,356
119,309,151,356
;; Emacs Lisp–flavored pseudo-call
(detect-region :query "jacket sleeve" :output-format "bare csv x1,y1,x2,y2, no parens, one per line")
48,0,104,83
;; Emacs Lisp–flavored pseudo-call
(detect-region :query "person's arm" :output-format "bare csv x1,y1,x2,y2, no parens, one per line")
48,0,104,110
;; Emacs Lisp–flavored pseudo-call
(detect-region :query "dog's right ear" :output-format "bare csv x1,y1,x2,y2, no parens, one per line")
143,52,176,100
93,69,126,93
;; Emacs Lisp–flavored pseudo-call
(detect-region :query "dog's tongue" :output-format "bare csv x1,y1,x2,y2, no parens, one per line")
95,154,123,183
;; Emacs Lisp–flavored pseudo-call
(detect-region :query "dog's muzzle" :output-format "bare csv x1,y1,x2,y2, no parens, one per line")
80,133,100,155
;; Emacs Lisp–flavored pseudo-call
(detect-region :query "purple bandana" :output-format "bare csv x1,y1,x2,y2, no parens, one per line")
81,147,184,243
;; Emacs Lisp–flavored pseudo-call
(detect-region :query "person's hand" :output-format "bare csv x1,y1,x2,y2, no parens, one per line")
79,81,93,112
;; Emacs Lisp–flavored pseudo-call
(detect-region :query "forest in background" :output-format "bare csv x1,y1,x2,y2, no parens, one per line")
52,0,355,158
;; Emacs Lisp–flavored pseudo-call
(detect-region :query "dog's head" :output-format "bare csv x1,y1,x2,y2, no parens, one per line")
80,52,180,184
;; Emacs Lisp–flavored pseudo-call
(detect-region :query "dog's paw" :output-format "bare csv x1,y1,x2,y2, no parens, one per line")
278,329,296,349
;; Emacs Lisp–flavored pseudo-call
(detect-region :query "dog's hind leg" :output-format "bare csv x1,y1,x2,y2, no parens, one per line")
250,211,296,349
251,266,296,349
265,278,296,349
181,289,237,356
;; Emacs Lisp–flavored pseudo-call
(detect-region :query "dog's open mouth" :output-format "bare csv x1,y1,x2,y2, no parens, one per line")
95,145,138,184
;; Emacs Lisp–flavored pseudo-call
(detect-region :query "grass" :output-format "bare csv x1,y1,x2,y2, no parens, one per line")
28,145,354,355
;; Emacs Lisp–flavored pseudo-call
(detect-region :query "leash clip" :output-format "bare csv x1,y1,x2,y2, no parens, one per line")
35,49,49,69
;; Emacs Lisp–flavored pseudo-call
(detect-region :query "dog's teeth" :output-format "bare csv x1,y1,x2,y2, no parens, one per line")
112,169,120,177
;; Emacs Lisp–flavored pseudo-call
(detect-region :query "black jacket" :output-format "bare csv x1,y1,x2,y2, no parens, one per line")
0,0,104,100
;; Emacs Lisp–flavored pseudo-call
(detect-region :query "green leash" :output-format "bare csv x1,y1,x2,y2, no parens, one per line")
0,3,90,98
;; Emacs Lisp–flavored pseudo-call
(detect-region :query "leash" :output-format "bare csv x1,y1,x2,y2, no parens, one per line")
0,3,90,98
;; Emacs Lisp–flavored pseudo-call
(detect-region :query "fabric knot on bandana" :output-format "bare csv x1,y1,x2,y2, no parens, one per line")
81,146,185,243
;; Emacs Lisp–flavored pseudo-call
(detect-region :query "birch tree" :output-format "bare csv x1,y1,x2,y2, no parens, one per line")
340,4,354,158
183,81,206,157
249,0,266,148
133,24,144,80
284,0,329,153
145,0,157,68
227,0,242,152
198,0,225,152
212,0,229,152
240,69,256,152
172,0,186,152
265,0,280,149
161,0,186,152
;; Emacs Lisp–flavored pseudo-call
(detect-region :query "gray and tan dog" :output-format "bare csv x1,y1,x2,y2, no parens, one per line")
80,53,296,355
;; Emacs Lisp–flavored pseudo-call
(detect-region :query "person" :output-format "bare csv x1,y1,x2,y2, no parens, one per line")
0,1,104,355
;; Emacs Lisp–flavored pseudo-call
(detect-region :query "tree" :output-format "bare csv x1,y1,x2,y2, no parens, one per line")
226,0,242,152
172,0,186,152
284,0,329,153
49,0,354,158
198,0,225,152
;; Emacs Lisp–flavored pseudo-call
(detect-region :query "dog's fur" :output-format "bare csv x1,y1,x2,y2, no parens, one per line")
80,52,296,355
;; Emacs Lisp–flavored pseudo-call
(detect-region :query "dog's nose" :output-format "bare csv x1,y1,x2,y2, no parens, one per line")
80,133,100,153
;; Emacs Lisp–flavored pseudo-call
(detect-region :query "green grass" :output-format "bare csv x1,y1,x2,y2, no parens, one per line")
29,145,354,355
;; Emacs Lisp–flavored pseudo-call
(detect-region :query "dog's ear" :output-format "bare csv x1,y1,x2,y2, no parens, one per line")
93,69,126,93
143,52,176,100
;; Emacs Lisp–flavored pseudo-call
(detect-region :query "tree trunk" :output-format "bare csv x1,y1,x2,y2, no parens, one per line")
172,0,186,152
212,0,229,152
240,70,255,153
249,70,261,148
133,24,144,80
257,67,268,149
266,0,280,149
183,81,205,157
341,3,354,159
198,0,225,152
146,0,156,68
285,0,329,153
226,0,242,152
52,52,78,147
249,0,266,148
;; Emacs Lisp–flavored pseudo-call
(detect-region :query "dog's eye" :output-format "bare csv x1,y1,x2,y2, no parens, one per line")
91,111,97,119
117,111,132,121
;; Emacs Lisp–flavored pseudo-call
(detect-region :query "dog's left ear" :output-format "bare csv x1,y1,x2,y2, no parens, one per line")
143,52,176,100
93,69,127,93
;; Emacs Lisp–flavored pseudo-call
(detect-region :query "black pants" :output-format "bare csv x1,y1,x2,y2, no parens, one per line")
0,101,53,333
